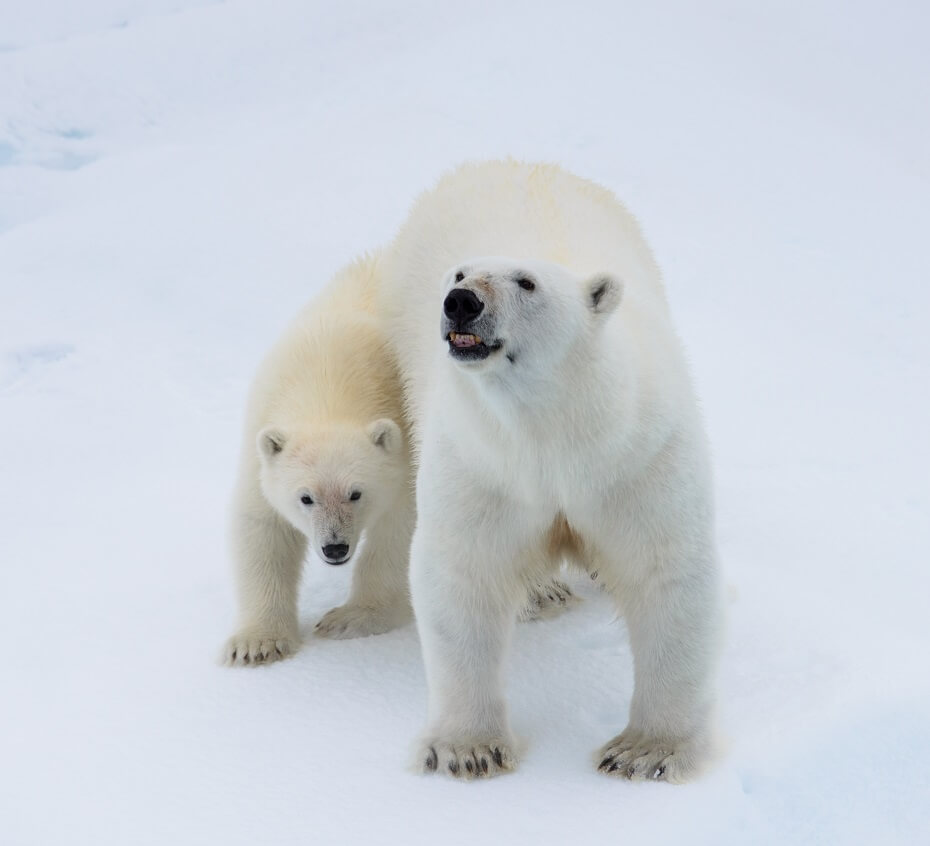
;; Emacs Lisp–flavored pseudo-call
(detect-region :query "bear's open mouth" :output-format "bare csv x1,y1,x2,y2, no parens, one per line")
447,332,502,361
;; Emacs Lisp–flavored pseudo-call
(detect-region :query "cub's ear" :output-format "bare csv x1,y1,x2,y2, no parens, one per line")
367,418,401,453
257,427,287,461
585,273,623,317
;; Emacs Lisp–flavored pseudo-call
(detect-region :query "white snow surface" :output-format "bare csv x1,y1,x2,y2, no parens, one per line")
2,2,929,844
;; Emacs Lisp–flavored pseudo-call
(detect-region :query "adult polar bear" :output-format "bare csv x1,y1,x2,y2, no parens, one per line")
381,161,722,782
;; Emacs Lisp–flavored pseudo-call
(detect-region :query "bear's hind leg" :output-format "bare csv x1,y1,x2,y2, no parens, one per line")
518,515,595,620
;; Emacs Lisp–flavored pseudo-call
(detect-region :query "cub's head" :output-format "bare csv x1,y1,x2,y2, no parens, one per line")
256,419,405,565
439,257,622,374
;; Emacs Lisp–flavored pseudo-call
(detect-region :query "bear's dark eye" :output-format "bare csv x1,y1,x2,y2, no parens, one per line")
300,494,313,506
349,490,362,501
516,276,535,291
454,271,465,282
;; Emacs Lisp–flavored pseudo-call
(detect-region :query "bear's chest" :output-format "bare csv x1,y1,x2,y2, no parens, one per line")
460,412,622,510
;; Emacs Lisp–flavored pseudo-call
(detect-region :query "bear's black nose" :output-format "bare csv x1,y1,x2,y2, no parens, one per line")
443,288,484,324
322,543,349,562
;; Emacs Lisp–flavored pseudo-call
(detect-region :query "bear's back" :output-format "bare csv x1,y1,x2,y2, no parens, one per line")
386,161,665,296
248,251,404,435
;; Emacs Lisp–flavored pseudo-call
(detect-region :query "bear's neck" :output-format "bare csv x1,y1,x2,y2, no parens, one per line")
450,333,633,433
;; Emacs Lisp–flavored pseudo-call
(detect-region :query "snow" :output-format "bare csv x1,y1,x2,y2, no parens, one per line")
2,1,928,843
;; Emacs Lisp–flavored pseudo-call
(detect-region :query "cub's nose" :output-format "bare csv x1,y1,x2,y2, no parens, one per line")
443,287,484,324
322,543,349,562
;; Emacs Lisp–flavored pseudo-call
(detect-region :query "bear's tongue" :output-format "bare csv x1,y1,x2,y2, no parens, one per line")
450,332,481,348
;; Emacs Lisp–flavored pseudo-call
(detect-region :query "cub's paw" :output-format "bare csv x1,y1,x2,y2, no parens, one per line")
596,729,701,783
415,737,517,780
313,603,409,640
518,579,578,622
223,631,298,666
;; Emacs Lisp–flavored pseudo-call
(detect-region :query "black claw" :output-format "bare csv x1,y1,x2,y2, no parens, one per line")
654,765,666,779
599,757,613,770
491,747,503,767
448,760,459,775
425,748,437,771
627,765,636,778
465,759,474,773
480,757,489,773
608,762,620,773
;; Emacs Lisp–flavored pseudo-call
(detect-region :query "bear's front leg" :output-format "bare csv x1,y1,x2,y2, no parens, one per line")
597,542,722,782
225,505,305,666
314,503,414,639
409,486,537,779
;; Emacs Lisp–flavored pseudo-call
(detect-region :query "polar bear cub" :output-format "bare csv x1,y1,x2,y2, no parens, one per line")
381,161,723,782
225,255,414,665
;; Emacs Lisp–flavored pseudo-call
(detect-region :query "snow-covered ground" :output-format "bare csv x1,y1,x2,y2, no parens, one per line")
2,2,928,843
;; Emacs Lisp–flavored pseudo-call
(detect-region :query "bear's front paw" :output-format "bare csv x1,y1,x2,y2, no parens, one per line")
313,603,409,640
223,631,298,666
415,737,517,780
596,729,702,783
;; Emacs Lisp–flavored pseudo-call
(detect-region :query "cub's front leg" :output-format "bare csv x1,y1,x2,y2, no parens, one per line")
224,490,306,666
314,502,414,639
410,482,541,779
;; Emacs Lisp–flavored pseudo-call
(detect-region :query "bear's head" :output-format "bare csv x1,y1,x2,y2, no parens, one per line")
439,257,622,374
255,419,405,565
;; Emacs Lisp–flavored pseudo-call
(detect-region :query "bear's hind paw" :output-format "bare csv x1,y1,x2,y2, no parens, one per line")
518,579,578,622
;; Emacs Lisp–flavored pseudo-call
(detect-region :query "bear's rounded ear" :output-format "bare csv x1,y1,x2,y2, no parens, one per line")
367,418,401,453
585,273,623,317
257,427,287,461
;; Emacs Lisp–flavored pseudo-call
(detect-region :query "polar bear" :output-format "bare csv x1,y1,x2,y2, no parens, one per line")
380,161,723,782
224,254,415,664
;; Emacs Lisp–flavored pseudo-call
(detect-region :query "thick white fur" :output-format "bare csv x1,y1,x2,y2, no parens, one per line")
380,161,723,782
225,255,415,665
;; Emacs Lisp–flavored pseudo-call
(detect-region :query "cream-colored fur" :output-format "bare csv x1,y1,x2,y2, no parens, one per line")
225,254,414,665
224,250,571,666
379,161,723,782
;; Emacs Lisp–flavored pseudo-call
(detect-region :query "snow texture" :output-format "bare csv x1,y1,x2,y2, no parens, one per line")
1,2,928,844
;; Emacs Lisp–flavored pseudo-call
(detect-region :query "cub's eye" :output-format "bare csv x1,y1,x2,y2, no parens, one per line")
349,491,362,501
300,494,314,506
516,276,535,291
454,271,465,282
